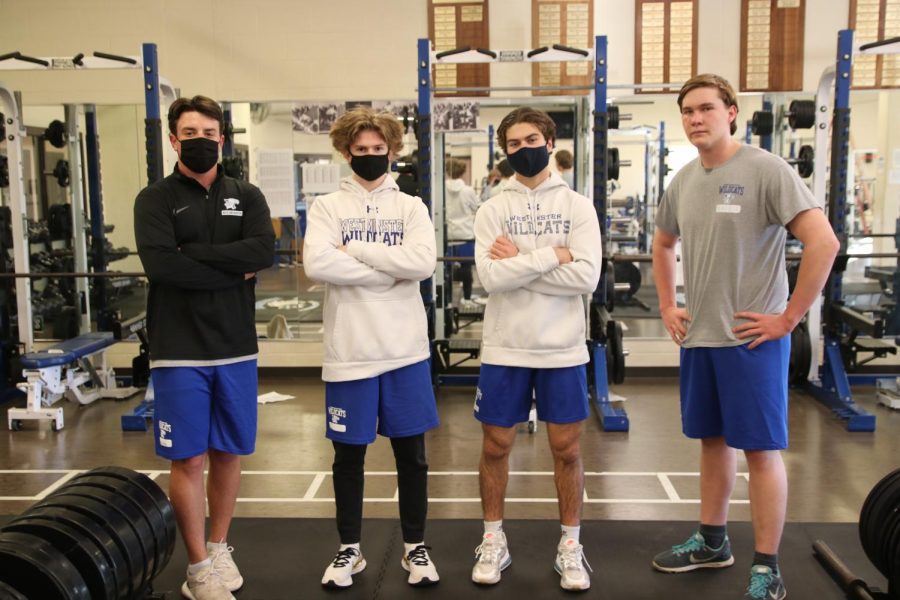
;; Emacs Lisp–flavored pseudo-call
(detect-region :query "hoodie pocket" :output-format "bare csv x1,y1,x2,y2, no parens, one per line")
332,296,428,363
491,292,585,351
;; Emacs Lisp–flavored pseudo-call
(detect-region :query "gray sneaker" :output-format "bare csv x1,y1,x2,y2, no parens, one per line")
743,565,786,599
471,531,511,585
554,537,592,590
206,543,243,591
181,561,235,600
652,531,735,573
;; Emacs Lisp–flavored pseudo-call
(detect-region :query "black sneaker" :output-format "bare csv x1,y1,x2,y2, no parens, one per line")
743,565,786,599
652,531,735,573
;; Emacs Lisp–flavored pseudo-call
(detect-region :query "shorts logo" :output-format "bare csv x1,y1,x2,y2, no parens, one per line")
158,420,173,448
222,197,243,217
328,406,347,433
474,388,482,412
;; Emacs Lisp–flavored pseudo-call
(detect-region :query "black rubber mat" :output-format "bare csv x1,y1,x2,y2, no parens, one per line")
141,518,885,600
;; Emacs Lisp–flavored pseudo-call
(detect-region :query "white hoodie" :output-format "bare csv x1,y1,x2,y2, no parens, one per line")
303,176,437,382
474,172,603,368
445,178,480,241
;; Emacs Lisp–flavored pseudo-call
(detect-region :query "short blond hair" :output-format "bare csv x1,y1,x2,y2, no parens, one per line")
446,158,467,179
677,73,739,135
329,107,404,155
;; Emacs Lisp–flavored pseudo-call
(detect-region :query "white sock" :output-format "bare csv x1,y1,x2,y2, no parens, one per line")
339,543,360,552
483,520,503,535
207,540,227,551
560,524,581,543
188,558,211,574
404,541,424,555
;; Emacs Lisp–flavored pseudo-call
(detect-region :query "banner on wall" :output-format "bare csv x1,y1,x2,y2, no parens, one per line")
292,101,419,135
433,101,480,132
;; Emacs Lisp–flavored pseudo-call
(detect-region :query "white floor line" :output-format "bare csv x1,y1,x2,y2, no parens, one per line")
34,470,81,500
0,469,754,506
657,473,681,502
303,473,327,500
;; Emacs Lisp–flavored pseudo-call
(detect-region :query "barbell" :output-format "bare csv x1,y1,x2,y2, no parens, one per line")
751,100,816,136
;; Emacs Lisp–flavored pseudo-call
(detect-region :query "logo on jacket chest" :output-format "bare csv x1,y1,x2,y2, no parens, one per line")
505,212,571,236
340,217,405,246
222,197,243,216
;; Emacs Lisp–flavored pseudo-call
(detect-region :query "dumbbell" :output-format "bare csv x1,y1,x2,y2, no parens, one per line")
785,145,815,178
608,105,632,130
43,120,67,148
608,147,631,181
750,100,816,136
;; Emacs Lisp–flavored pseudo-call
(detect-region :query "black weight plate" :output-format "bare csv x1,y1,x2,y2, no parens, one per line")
614,261,642,299
880,506,900,578
788,321,811,386
608,147,620,181
860,469,900,572
612,320,625,385
69,474,172,578
751,111,774,136
36,494,144,597
0,530,90,599
860,469,900,554
23,505,129,599
788,100,816,129
0,581,27,600
57,484,157,583
81,467,176,567
3,516,116,600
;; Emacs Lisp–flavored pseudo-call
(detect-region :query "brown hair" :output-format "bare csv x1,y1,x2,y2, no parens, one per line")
329,107,404,155
168,95,224,136
496,159,514,178
555,149,574,170
446,158,467,179
677,74,739,135
497,107,556,153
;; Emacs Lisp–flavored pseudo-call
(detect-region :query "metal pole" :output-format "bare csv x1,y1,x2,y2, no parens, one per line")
65,104,91,333
0,83,33,351
142,43,164,184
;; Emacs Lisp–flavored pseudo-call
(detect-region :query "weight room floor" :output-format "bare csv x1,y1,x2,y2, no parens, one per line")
1,377,898,598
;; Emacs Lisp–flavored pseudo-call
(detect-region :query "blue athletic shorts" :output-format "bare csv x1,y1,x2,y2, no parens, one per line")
447,240,475,259
152,360,258,460
324,360,439,444
680,337,790,450
474,363,589,427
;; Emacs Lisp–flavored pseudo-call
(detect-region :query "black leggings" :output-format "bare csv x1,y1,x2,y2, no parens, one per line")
456,262,473,300
332,434,429,544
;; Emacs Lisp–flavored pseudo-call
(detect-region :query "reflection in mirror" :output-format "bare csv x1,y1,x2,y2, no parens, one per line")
2,104,148,339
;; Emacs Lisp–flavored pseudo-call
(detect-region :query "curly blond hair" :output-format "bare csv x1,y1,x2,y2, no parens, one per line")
329,107,404,155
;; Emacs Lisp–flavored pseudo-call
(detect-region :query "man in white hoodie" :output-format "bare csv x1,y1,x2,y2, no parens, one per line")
470,107,603,591
445,157,481,307
303,108,440,589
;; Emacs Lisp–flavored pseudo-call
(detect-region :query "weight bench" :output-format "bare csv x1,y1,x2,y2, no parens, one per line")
9,331,141,431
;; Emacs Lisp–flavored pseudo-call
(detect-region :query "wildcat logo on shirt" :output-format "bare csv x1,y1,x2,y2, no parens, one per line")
504,212,571,236
328,406,347,432
222,197,242,216
716,184,744,213
339,217,405,245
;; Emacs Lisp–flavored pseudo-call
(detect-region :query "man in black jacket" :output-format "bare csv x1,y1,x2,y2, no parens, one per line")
134,95,274,600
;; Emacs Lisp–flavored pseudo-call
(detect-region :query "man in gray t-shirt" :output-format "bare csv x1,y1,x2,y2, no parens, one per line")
650,74,838,600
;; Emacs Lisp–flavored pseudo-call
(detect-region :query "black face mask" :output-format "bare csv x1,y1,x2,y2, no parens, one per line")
507,145,550,178
178,137,220,174
350,154,389,181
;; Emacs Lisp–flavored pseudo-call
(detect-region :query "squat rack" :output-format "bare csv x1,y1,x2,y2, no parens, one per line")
0,43,175,352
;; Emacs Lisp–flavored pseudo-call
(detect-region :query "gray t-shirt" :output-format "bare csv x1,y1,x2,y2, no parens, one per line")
656,145,821,347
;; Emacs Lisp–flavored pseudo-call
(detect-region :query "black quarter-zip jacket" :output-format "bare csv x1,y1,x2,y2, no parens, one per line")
134,166,275,362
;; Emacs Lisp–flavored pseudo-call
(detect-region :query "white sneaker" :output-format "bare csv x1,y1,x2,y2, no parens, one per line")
401,544,440,586
181,561,235,600
471,531,511,585
206,543,243,592
459,298,479,310
554,538,592,591
321,547,366,588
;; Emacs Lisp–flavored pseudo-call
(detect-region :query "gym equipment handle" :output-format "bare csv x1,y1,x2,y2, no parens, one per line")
552,43,589,57
92,51,138,65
